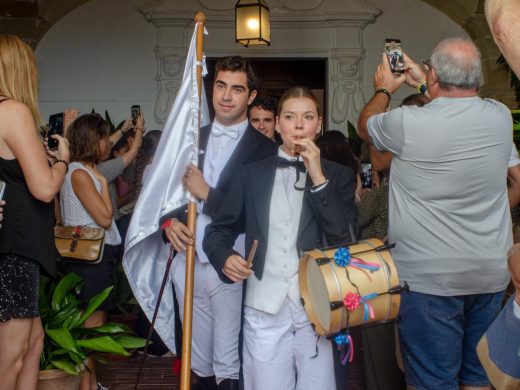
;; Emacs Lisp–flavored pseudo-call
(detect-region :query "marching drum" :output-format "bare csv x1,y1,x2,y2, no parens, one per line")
299,238,401,336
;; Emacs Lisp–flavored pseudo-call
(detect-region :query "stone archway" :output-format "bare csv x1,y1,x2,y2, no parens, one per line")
421,0,513,105
0,0,91,48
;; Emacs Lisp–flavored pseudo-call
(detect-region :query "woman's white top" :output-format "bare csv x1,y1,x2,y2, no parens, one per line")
60,161,121,245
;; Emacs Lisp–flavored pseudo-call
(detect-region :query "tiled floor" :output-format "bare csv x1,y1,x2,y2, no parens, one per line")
96,353,367,390
96,355,179,389
96,326,369,389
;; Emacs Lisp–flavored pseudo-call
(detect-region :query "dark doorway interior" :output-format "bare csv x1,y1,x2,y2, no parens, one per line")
204,58,327,123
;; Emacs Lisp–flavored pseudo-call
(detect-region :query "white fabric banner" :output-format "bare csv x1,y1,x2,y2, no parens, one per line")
123,24,209,352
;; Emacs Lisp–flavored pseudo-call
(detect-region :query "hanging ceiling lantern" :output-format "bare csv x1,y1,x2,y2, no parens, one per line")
235,0,271,47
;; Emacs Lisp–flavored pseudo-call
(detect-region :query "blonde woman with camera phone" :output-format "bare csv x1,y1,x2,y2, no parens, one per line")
0,35,70,390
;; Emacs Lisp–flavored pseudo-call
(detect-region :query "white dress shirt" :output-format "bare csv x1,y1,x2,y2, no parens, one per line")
195,119,249,263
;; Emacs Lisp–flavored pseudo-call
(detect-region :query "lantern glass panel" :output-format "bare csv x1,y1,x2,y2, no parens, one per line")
260,6,270,42
236,6,260,39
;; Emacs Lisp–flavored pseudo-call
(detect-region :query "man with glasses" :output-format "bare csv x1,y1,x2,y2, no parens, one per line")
357,38,512,390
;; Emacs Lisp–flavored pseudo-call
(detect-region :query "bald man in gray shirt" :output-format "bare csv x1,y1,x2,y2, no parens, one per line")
358,38,512,390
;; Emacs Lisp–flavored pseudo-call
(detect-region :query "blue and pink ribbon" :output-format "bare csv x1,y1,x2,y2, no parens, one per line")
333,332,354,365
334,247,381,272
344,292,378,322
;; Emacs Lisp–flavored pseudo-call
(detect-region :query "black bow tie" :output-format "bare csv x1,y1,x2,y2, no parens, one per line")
277,157,307,191
277,157,306,173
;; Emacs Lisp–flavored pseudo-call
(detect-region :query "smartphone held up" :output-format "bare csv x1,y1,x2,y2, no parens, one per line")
131,105,141,126
360,162,373,189
384,39,405,74
47,113,64,149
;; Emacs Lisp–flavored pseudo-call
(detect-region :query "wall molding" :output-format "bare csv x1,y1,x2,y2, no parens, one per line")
141,0,381,130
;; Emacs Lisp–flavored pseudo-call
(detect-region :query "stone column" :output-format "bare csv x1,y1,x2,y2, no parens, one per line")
154,49,186,125
330,51,367,131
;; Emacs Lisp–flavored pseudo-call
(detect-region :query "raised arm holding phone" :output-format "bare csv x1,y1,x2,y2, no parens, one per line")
0,34,70,390
358,38,511,390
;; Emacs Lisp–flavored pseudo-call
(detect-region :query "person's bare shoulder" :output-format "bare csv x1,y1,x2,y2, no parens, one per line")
0,99,39,146
0,99,34,128
0,98,31,118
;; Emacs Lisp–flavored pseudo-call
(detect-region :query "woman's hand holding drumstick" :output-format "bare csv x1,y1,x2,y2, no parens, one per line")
222,240,259,283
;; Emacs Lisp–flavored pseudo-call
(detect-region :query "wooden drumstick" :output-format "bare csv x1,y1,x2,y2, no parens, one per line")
350,243,396,256
246,239,259,268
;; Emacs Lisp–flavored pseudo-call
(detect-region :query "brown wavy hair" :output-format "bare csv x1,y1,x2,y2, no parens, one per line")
277,86,322,117
0,35,42,125
67,114,109,164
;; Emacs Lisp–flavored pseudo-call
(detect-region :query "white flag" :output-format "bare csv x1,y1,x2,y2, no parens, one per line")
123,24,209,352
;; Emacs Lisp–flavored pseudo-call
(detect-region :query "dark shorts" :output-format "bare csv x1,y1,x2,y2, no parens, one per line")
0,253,40,321
116,214,131,262
397,290,504,390
62,244,118,311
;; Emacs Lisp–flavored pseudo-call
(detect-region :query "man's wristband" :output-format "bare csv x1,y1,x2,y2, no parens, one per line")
160,218,178,230
374,88,392,99
417,82,427,94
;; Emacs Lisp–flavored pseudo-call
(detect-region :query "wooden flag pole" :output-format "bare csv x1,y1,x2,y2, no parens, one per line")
180,12,206,390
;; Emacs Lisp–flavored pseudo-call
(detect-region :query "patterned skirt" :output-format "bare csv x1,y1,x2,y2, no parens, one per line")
0,253,39,321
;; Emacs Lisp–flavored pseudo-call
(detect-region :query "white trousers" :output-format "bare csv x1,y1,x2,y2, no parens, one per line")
172,258,242,383
243,298,336,390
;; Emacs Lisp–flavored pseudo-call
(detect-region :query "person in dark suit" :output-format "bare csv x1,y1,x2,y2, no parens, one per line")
161,56,277,390
204,86,358,390
247,95,281,144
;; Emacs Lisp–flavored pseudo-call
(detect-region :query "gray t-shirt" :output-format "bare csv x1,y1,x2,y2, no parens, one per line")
98,156,125,221
368,96,512,295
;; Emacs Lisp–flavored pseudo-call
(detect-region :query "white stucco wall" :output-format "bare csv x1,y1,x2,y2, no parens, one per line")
36,0,468,129
36,0,158,129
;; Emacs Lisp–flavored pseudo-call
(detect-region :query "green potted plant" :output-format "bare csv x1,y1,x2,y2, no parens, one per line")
38,272,146,390
347,120,362,157
110,264,139,319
